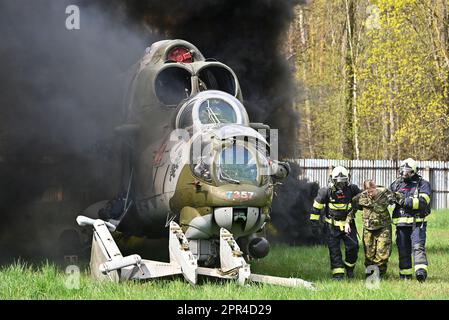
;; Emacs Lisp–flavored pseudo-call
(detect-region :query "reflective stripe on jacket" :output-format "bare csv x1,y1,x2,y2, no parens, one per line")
390,175,431,226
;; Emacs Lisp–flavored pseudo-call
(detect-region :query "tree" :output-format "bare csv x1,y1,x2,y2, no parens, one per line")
289,0,449,161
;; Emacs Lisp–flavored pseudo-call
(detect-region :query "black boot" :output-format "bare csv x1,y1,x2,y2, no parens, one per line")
416,269,427,283
332,273,344,281
346,267,355,279
400,274,412,280
379,266,387,279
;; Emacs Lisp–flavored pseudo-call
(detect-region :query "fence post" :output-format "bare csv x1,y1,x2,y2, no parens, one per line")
327,165,333,179
422,166,431,182
444,168,449,208
422,166,432,208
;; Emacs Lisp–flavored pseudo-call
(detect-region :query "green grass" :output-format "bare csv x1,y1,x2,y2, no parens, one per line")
1,210,449,300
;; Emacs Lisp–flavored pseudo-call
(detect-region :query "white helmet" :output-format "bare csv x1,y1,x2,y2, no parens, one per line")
399,158,417,180
331,166,350,189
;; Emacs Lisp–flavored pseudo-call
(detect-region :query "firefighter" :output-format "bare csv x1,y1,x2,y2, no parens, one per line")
310,166,362,280
389,158,432,282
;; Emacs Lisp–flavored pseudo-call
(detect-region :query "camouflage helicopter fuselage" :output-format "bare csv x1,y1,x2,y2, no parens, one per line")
94,40,288,264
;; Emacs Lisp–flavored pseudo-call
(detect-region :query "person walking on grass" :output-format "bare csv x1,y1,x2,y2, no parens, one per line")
390,158,432,282
346,180,403,279
310,166,361,280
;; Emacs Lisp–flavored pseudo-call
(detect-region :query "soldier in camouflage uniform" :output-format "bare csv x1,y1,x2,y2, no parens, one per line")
345,180,404,278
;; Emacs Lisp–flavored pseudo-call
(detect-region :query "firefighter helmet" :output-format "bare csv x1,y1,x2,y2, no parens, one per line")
331,166,350,190
399,158,418,180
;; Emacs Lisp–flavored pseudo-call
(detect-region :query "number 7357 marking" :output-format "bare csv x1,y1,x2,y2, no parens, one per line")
226,191,255,200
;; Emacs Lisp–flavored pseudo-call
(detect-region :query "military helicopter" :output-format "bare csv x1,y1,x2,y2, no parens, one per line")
76,40,313,288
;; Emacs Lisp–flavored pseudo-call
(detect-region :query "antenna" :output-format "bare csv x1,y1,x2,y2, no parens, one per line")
206,100,221,124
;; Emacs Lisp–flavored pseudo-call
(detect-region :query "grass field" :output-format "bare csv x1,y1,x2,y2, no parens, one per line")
1,210,448,300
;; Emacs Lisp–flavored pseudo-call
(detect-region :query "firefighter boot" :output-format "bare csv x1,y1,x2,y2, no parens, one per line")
346,267,355,279
379,265,388,279
332,273,344,281
416,269,427,283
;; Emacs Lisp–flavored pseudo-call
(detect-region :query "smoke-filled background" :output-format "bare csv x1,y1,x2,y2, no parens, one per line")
0,0,148,263
0,0,317,263
111,0,303,158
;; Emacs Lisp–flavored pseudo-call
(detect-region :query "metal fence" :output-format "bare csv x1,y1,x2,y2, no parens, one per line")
290,159,449,209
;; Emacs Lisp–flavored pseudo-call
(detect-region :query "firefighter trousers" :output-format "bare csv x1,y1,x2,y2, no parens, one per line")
326,222,359,275
396,223,428,276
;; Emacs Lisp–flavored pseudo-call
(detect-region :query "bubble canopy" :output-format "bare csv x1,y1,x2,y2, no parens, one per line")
175,91,249,129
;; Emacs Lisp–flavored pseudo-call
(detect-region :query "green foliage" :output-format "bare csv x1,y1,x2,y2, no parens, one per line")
293,0,449,160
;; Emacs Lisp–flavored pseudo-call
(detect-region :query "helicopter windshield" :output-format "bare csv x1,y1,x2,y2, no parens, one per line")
219,144,259,184
198,99,237,124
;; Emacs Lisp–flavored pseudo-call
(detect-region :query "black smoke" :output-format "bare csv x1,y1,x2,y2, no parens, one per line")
0,0,313,263
271,163,320,244
110,0,306,158
0,0,148,263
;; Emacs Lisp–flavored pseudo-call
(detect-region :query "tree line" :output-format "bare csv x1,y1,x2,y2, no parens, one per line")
285,0,449,160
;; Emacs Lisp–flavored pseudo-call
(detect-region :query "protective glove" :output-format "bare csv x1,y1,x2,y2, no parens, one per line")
344,223,352,234
396,196,406,207
386,194,396,205
403,197,414,209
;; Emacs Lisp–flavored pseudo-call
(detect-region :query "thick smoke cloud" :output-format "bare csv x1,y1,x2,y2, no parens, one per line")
112,0,305,157
0,0,148,262
0,0,314,262
271,163,320,245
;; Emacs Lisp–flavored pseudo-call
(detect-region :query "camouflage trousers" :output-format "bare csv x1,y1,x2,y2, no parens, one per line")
363,225,392,275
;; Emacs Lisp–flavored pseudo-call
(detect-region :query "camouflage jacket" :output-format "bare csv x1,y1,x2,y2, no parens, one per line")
347,187,404,230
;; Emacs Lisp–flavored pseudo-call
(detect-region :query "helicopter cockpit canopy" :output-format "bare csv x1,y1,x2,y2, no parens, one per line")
175,90,249,130
178,91,270,186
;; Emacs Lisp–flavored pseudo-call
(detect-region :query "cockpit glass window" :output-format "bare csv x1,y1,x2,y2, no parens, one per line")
219,144,258,183
179,101,195,128
198,99,237,124
198,66,236,96
155,67,192,106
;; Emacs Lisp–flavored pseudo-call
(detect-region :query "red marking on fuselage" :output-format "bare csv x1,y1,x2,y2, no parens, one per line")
153,142,167,166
